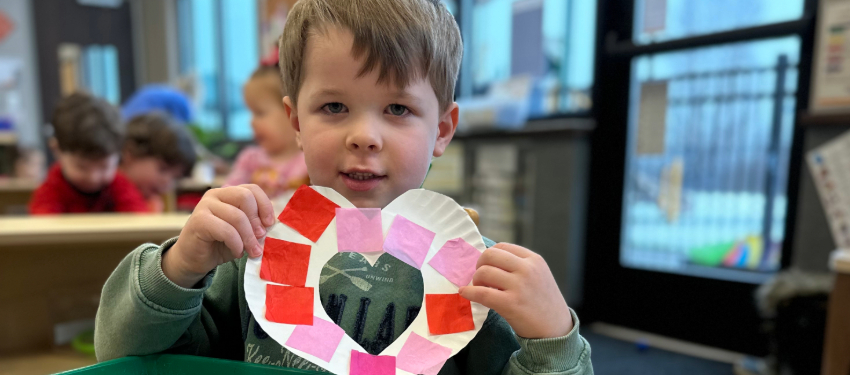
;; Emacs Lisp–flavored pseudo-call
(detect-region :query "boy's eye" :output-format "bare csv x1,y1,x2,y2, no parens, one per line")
387,104,409,116
322,102,347,114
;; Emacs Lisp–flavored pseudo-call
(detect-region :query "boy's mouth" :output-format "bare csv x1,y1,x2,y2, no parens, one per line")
340,170,386,192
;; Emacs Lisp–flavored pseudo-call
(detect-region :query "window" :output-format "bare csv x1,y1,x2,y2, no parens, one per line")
465,0,596,116
633,0,805,44
177,0,259,140
619,25,803,281
57,44,121,105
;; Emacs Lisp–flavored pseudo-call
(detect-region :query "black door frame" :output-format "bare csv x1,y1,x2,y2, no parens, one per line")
583,0,817,355
32,0,136,130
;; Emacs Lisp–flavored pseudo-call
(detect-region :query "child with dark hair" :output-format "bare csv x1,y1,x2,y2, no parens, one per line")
120,112,197,211
30,92,149,214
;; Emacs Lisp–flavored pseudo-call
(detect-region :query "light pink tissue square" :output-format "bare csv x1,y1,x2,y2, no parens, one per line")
382,215,435,269
336,208,383,253
396,332,452,375
428,238,482,287
284,316,345,362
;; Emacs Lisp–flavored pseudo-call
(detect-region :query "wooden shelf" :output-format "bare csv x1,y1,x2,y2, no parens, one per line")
0,178,40,192
832,250,850,274
177,176,226,192
798,112,850,127
0,213,189,246
0,346,96,375
454,117,595,139
0,132,17,146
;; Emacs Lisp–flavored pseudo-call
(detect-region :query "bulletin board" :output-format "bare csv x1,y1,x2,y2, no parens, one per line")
811,0,850,112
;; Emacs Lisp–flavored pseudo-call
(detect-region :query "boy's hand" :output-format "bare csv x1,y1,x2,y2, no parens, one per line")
163,185,275,288
459,243,573,339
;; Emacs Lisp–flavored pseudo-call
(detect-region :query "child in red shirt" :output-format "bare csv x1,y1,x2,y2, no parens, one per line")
29,92,149,214
120,113,197,211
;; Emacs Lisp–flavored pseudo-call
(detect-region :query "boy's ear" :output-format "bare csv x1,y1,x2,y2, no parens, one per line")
283,96,303,150
432,102,459,157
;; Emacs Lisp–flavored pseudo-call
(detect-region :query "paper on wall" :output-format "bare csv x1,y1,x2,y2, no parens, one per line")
808,129,850,249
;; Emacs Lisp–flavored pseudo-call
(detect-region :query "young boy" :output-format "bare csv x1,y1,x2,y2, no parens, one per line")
29,92,149,214
95,0,592,374
120,112,197,210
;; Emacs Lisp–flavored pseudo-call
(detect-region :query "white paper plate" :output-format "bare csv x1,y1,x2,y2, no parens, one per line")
245,187,488,374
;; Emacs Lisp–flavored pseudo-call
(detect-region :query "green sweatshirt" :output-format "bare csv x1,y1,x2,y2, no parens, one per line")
95,237,593,374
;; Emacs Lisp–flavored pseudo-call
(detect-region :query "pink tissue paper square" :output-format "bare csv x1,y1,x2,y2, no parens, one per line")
396,332,453,375
382,215,436,269
284,316,345,362
428,238,482,287
336,208,383,253
350,350,396,375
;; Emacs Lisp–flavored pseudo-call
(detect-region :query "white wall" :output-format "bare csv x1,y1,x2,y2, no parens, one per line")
0,0,41,148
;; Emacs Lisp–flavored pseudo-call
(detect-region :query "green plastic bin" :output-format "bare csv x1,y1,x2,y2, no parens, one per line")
57,354,323,375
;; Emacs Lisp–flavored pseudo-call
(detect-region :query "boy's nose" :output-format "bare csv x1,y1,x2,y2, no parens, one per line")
346,120,382,153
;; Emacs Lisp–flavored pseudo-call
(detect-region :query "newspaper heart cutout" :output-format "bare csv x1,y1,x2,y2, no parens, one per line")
245,186,489,374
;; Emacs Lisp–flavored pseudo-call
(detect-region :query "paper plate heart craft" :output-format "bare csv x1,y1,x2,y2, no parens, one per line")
245,186,489,375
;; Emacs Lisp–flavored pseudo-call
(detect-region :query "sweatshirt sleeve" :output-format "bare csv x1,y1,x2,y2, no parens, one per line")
450,310,592,375
502,309,593,375
94,238,244,362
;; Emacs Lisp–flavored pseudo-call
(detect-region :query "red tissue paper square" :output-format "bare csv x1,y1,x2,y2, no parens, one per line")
260,238,311,287
279,185,340,242
265,284,314,325
425,293,475,335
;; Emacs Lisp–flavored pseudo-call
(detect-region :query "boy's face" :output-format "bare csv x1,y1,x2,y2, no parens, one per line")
121,155,184,198
284,27,458,208
56,151,120,194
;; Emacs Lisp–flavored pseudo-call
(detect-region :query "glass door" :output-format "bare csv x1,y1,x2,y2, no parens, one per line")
584,0,815,355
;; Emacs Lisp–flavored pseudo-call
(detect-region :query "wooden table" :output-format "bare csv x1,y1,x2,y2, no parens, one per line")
822,250,850,375
0,214,189,355
0,178,38,215
0,346,96,375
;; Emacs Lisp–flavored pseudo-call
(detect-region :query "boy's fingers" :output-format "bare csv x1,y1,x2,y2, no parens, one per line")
492,243,536,259
477,247,522,272
471,265,514,290
207,202,261,257
196,214,245,259
239,184,276,227
459,285,506,309
221,186,266,238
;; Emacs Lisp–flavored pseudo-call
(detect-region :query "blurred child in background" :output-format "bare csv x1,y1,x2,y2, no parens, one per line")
121,81,230,178
223,62,308,197
121,85,194,124
120,112,197,212
29,92,149,214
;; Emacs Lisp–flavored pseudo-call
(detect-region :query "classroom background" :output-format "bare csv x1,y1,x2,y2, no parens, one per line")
2,0,850,374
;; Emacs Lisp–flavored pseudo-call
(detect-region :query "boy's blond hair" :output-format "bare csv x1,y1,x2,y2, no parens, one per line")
279,0,462,111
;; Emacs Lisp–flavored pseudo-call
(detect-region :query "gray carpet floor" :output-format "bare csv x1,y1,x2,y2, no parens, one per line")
583,330,735,374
